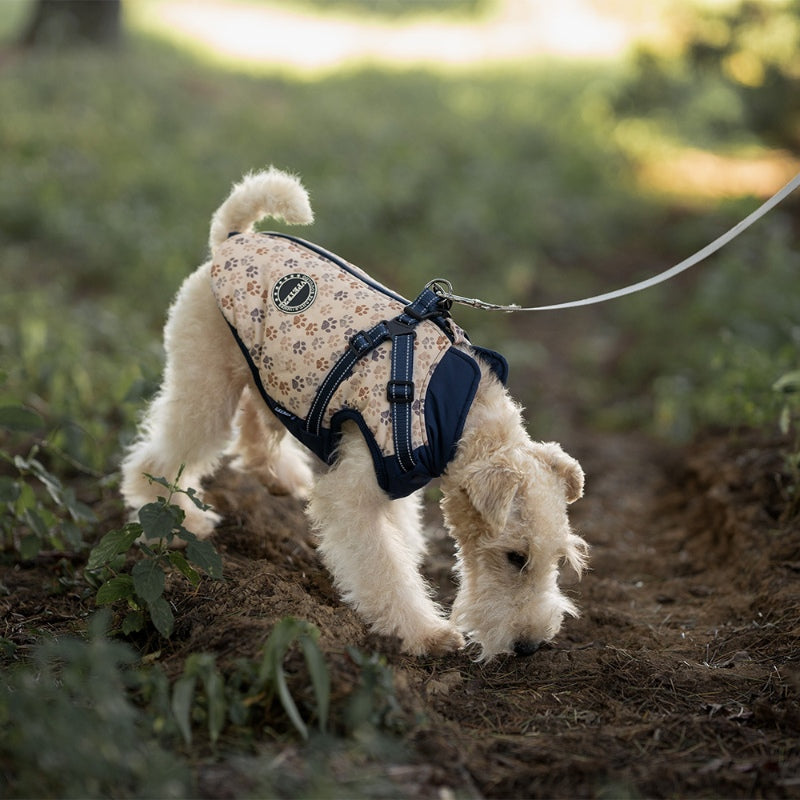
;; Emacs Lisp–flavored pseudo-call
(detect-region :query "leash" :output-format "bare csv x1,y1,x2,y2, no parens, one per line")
428,171,800,313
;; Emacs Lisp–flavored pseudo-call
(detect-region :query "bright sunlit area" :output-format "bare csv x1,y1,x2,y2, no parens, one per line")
129,0,670,71
125,0,799,199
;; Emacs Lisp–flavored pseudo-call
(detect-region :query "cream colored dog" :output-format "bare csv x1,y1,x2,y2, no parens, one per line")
121,168,588,659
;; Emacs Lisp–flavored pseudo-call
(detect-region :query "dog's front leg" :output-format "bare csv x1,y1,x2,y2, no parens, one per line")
307,425,464,656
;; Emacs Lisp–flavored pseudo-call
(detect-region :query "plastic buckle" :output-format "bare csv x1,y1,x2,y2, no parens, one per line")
349,326,384,357
386,380,415,403
385,318,417,338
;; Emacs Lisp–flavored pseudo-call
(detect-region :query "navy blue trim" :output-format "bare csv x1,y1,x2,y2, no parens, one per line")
472,345,509,385
302,287,451,477
259,232,410,305
328,408,389,486
222,317,490,499
420,347,481,477
261,232,457,344
306,320,391,437
389,327,416,472
222,319,319,453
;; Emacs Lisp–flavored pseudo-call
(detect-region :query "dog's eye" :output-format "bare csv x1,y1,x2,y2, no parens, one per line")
506,551,528,571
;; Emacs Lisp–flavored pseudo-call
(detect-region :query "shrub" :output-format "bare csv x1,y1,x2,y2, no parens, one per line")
0,613,191,799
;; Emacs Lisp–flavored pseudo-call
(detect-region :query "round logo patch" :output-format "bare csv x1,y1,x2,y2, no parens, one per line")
272,273,317,314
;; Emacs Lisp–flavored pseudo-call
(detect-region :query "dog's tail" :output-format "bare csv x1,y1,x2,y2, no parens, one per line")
209,167,314,252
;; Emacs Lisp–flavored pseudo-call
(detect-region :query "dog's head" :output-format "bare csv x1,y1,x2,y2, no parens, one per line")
442,439,587,661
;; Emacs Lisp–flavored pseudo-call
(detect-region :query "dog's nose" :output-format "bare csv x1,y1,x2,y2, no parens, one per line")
513,639,541,657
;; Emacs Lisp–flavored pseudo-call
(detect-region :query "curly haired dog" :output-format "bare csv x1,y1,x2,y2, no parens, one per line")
121,168,588,659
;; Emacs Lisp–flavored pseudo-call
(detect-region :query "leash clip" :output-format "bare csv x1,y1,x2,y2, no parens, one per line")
425,278,521,313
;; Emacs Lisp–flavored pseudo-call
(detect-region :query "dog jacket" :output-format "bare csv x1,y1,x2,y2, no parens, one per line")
211,232,508,498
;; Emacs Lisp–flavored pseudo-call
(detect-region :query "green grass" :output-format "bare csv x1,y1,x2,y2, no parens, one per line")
1,30,797,472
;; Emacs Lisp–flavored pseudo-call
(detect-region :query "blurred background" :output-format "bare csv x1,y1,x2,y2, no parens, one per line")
1,0,798,475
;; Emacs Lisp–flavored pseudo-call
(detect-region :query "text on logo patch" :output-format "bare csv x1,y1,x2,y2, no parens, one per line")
272,273,317,314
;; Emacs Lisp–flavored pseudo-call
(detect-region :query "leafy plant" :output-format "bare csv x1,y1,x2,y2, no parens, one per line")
227,617,331,742
137,618,330,746
0,612,191,799
343,648,403,736
170,652,228,746
86,469,223,638
258,616,331,740
0,405,97,559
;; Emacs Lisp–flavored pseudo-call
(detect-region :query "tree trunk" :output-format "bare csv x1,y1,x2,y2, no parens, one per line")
20,0,122,48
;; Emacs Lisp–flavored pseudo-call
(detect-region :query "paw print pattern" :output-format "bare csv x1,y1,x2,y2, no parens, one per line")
210,233,462,457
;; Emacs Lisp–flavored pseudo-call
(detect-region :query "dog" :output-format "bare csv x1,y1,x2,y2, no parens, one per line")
121,168,588,659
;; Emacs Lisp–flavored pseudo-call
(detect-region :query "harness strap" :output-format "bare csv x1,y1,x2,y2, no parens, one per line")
385,317,417,472
305,319,390,438
305,288,446,474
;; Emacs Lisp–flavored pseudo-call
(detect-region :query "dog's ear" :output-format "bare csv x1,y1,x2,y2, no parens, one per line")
464,466,522,530
539,442,584,503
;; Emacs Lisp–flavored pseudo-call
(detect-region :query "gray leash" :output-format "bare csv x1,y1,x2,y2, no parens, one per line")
427,172,800,313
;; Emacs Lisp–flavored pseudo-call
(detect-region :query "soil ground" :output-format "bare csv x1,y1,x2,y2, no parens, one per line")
4,423,799,798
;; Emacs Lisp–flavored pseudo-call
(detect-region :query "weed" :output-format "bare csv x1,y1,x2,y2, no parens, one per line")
227,617,331,742
0,612,191,799
344,648,403,736
86,469,223,638
131,618,330,746
170,652,228,746
0,405,97,558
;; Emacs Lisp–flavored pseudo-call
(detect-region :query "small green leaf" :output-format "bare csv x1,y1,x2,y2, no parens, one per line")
299,631,330,732
139,502,180,540
122,609,146,635
22,507,50,539
780,404,792,436
256,617,326,740
14,482,36,515
87,524,141,569
19,534,40,560
203,666,227,744
0,405,44,432
60,519,84,550
132,559,165,603
275,662,308,740
27,458,63,504
259,617,301,685
183,486,211,512
172,674,197,745
60,486,96,523
96,575,135,605
186,538,223,579
168,551,201,586
774,370,800,394
148,595,174,638
0,477,20,504
145,475,173,491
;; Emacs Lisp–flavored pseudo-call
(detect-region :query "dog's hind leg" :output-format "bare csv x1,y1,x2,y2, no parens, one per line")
121,264,247,537
229,386,314,499
307,423,464,656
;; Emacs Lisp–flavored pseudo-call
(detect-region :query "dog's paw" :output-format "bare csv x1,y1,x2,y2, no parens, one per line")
403,624,465,657
180,505,221,539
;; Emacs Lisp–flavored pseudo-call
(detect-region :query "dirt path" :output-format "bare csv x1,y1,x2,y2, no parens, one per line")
3,427,798,797
184,427,798,797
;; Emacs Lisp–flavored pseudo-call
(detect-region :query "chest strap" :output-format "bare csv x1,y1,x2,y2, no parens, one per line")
305,287,447,473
